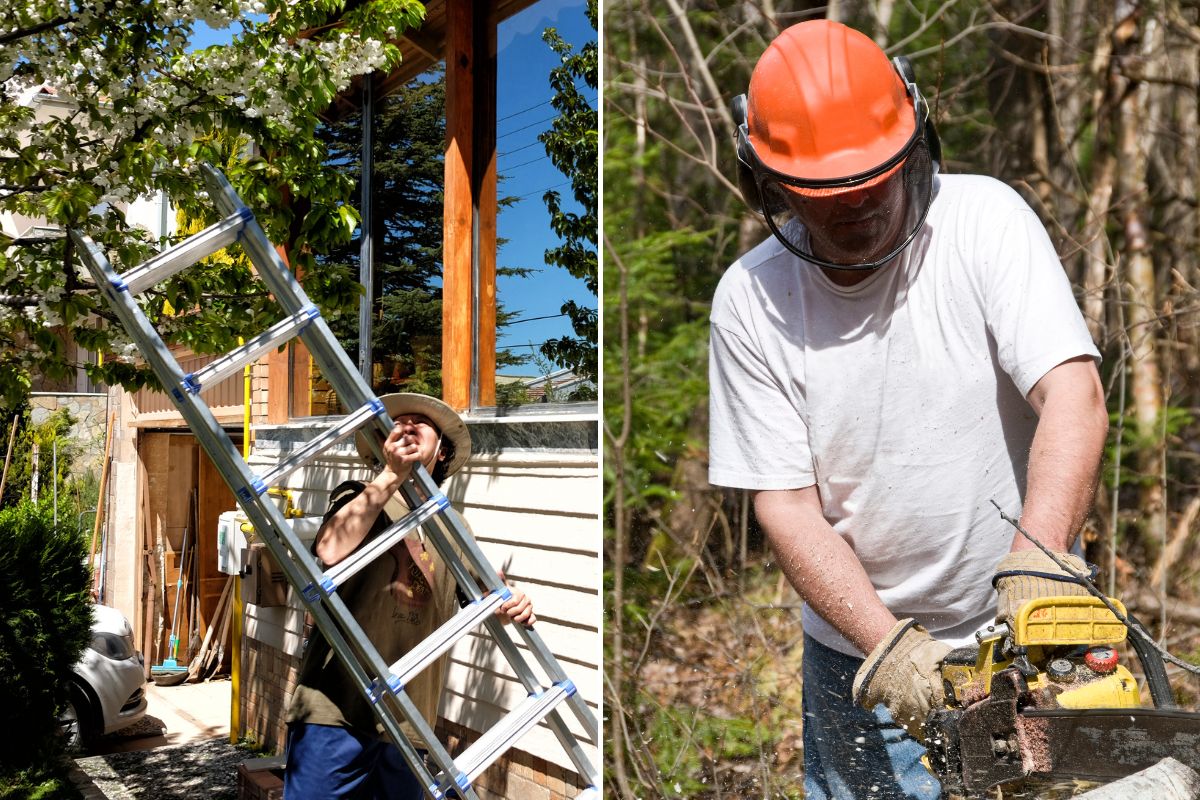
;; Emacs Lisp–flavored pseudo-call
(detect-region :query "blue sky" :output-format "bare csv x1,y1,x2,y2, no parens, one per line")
495,0,595,376
192,1,596,379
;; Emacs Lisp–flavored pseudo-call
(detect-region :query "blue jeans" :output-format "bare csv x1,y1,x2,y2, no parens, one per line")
802,634,942,800
283,722,427,799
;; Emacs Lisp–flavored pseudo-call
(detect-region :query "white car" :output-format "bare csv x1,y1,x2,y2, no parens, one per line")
61,604,148,751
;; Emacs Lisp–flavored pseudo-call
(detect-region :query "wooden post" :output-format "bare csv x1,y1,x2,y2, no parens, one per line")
474,4,498,408
0,413,18,500
443,0,498,409
90,411,117,595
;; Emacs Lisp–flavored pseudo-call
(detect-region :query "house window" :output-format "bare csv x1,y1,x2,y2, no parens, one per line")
492,0,597,408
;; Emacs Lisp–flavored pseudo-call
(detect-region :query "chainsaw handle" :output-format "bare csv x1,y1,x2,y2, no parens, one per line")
1126,611,1176,708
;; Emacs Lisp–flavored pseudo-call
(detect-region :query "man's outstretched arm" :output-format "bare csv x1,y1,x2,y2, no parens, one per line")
755,485,949,739
993,355,1108,623
1017,355,1109,553
754,485,895,655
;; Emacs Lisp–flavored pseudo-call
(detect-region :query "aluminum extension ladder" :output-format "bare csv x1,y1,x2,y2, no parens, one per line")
72,164,600,800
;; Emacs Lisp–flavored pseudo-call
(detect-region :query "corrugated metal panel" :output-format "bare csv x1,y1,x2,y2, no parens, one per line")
133,350,244,417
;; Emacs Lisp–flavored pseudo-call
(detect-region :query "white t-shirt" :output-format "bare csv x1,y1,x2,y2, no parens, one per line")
708,174,1100,656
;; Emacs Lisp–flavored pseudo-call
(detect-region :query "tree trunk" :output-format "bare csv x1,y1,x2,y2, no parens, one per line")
1076,758,1200,800
1118,9,1166,560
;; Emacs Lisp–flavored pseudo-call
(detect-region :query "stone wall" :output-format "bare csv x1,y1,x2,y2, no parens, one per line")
28,392,109,477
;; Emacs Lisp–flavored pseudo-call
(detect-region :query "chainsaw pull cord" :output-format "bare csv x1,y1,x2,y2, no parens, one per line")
992,500,1200,684
1124,610,1177,708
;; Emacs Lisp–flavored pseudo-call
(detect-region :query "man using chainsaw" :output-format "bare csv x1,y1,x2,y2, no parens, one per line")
283,393,535,799
708,19,1108,799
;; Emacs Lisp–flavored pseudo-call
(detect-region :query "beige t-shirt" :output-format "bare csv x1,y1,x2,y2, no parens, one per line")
286,481,464,745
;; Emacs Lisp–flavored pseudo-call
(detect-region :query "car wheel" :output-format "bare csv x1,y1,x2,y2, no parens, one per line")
60,682,98,754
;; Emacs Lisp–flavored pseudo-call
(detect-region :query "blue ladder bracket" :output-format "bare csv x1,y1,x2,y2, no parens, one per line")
478,586,513,605
181,373,202,395
110,276,129,293
302,575,336,603
432,493,450,512
233,205,253,238
298,303,320,329
369,397,386,416
235,476,268,503
558,679,577,698
368,673,404,704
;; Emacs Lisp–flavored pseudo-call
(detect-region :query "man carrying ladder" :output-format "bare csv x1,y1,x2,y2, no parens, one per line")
285,392,536,798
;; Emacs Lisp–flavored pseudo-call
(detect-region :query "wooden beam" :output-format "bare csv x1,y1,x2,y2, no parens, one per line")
474,5,497,407
442,0,473,411
442,0,499,410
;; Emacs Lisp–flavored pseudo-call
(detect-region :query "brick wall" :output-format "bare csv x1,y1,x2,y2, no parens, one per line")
240,638,589,799
240,636,300,755
440,719,589,800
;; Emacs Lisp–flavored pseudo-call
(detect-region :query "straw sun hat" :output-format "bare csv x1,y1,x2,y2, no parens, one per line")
355,393,472,478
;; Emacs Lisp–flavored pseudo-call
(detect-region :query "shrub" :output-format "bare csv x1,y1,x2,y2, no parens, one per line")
0,501,92,772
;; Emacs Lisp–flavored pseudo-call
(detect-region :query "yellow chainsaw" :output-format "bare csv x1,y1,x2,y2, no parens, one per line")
924,595,1200,797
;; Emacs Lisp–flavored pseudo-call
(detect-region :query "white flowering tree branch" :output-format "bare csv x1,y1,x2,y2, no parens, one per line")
0,0,425,408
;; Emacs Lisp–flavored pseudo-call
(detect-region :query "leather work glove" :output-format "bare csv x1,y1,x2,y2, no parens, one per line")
852,619,951,741
993,549,1092,626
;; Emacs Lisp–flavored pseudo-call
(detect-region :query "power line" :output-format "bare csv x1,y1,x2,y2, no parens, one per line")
498,89,597,124
503,153,551,171
495,96,597,141
501,312,568,326
498,98,554,124
498,139,544,158
499,340,560,351
497,114,558,141
512,179,571,200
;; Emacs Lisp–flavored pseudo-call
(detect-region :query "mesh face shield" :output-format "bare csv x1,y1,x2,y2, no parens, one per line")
736,65,936,271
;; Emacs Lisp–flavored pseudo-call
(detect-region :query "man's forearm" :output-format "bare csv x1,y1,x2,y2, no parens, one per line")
1018,358,1108,552
754,487,896,655
315,469,404,565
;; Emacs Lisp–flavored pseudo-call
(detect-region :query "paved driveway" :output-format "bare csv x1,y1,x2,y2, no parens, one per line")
70,679,253,800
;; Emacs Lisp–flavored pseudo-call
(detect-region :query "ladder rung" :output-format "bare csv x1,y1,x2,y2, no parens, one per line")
316,494,451,592
255,398,385,492
440,681,577,790
181,305,319,395
370,588,512,700
118,207,252,296
235,399,385,502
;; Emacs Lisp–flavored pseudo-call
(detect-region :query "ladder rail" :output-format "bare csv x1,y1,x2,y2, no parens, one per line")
402,481,602,788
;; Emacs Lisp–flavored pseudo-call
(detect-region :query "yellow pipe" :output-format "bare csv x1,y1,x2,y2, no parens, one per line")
230,342,251,744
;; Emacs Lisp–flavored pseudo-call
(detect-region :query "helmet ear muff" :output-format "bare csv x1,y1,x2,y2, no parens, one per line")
731,93,763,214
892,56,942,170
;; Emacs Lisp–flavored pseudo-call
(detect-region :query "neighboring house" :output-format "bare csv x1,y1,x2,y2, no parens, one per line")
25,2,600,797
519,368,595,403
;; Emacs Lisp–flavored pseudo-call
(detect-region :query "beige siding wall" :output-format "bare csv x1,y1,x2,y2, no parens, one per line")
442,450,600,770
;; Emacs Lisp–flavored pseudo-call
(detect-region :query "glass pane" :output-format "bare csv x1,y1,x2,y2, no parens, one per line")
310,66,447,416
495,0,598,406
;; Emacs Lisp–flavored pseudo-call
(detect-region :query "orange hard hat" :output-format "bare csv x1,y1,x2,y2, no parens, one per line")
747,20,916,183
